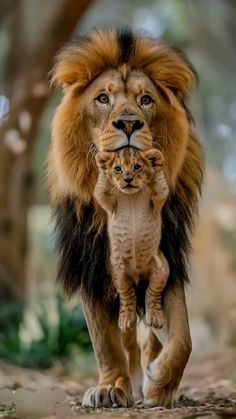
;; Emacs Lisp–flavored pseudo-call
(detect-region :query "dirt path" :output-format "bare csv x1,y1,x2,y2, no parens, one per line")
0,350,236,418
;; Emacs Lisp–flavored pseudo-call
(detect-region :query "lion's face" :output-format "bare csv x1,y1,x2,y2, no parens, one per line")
84,69,155,152
49,29,203,208
67,65,189,186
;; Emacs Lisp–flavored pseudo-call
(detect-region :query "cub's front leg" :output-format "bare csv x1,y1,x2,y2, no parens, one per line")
94,173,116,216
94,154,117,215
151,160,169,213
142,148,169,212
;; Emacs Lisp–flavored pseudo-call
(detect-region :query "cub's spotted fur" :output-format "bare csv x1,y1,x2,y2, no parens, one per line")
94,147,169,331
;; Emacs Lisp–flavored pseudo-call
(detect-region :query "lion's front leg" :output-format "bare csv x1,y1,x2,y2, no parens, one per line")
142,281,192,407
122,328,143,401
82,300,133,408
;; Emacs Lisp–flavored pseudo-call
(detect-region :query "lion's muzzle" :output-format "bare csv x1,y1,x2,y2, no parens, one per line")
107,113,149,151
112,114,144,140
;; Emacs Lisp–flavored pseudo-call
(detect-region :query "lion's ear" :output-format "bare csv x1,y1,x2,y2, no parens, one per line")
161,48,197,100
138,40,197,100
95,152,113,169
142,149,163,168
50,47,90,91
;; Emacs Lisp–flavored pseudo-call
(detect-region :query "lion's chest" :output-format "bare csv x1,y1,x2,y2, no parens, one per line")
108,193,160,277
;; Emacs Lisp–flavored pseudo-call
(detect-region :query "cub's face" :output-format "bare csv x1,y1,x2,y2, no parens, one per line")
77,69,159,152
96,148,163,195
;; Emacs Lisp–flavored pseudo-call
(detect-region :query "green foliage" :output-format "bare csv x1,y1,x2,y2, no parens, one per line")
0,403,16,418
0,294,92,369
0,303,23,359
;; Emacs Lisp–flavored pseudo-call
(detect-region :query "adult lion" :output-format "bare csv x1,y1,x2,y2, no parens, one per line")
48,28,204,408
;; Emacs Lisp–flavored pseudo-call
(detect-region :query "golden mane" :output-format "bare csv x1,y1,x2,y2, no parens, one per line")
48,29,204,409
48,28,204,300
49,29,201,208
51,29,195,95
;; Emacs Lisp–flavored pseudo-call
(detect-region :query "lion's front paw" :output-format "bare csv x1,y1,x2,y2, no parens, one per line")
145,309,164,329
142,358,174,407
82,385,133,408
143,381,175,408
118,311,136,332
142,341,191,407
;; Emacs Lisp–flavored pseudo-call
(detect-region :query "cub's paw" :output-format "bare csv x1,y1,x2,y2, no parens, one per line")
82,385,132,408
145,309,164,329
118,311,136,332
155,152,164,173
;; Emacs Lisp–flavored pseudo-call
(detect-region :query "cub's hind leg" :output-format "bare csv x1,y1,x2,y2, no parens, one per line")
113,268,137,332
118,280,137,332
145,252,169,329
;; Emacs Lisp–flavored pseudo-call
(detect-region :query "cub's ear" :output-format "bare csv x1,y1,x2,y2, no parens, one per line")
95,152,113,169
142,149,164,168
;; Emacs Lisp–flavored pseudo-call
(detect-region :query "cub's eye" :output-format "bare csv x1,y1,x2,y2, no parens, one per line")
96,93,110,104
114,165,123,174
140,95,153,106
134,164,142,172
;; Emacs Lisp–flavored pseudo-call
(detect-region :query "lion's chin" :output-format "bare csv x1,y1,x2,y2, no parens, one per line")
99,135,153,152
113,144,142,152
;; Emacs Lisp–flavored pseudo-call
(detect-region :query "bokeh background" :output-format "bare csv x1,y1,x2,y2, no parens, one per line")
0,0,236,380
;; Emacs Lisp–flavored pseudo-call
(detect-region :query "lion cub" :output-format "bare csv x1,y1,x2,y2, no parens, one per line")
94,147,169,331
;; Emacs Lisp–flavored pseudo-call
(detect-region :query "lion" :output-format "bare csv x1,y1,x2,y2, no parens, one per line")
48,28,204,407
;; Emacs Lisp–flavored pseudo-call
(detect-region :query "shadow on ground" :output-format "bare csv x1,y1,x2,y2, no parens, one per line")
0,350,236,418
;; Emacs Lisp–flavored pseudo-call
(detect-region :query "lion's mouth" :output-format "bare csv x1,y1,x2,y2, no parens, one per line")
108,144,142,152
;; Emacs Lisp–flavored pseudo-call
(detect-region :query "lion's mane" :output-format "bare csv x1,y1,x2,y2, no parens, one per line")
49,28,204,315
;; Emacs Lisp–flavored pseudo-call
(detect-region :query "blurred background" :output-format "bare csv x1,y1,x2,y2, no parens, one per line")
0,0,236,383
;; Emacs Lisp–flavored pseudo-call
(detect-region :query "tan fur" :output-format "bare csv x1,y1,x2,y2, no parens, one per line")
94,148,169,331
48,29,204,408
49,29,202,217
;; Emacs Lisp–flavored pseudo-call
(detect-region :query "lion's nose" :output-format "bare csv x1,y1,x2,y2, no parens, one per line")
112,116,144,139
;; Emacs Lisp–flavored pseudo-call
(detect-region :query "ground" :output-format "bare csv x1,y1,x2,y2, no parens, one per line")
0,349,236,418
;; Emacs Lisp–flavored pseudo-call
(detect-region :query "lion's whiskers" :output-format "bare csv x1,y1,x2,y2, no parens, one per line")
86,143,97,169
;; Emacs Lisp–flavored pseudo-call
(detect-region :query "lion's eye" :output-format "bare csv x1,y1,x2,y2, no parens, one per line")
134,164,142,172
140,95,153,106
114,166,122,174
96,93,110,104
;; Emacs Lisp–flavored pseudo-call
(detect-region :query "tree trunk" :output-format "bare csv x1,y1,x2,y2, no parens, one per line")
0,0,93,300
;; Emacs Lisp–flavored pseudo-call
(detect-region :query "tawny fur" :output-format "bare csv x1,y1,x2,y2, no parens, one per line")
49,29,203,224
94,148,169,331
48,28,205,408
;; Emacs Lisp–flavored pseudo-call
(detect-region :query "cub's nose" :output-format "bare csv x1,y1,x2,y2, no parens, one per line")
112,116,144,139
124,176,134,184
